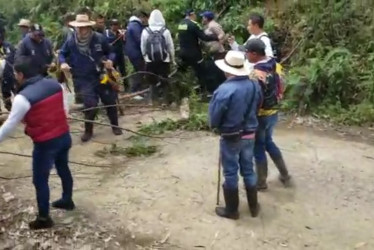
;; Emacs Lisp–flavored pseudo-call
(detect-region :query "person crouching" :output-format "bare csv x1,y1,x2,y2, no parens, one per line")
209,51,262,219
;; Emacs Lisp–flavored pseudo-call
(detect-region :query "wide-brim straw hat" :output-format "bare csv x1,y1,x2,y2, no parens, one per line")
69,14,96,27
18,19,31,28
215,51,249,76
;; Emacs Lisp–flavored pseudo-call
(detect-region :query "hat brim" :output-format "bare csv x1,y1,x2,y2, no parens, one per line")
215,60,249,76
18,23,30,27
69,20,96,27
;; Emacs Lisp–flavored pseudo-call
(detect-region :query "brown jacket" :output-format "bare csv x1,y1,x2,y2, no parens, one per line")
204,20,225,54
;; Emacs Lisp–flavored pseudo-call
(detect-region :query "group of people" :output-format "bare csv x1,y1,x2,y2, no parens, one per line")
0,7,291,229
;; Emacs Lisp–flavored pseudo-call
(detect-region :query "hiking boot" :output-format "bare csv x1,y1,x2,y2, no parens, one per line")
29,216,54,230
81,122,93,142
215,186,239,220
256,161,268,191
245,186,260,217
270,154,292,187
112,127,123,136
52,199,75,211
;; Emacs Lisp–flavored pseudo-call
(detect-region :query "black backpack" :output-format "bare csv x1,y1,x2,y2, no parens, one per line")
259,34,281,62
145,27,168,62
253,67,282,110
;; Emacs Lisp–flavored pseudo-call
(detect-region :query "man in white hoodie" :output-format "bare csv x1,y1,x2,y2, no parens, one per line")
141,9,175,103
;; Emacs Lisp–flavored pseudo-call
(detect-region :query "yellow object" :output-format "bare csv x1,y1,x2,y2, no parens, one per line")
276,63,284,76
100,70,121,84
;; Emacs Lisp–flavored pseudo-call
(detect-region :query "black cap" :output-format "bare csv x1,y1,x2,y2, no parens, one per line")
185,9,195,16
30,23,43,32
111,19,120,25
244,38,266,55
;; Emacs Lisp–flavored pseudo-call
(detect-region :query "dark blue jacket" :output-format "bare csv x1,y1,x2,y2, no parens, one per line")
15,34,53,75
124,17,144,61
105,29,124,56
209,75,262,134
58,32,115,79
0,41,16,85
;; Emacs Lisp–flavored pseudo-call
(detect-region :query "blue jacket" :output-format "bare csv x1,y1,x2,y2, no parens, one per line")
58,32,115,79
209,75,262,134
124,17,144,61
15,34,53,75
105,29,124,56
0,41,16,85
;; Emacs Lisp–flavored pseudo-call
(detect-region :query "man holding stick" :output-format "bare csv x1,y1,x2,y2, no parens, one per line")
0,56,75,230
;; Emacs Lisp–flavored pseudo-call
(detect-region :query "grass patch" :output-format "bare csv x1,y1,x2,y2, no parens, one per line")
95,142,158,158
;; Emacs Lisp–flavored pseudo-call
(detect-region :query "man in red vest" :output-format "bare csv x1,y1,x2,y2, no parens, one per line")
0,56,75,230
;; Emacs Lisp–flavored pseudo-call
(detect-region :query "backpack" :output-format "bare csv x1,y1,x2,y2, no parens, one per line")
145,27,168,62
252,68,284,110
259,34,281,62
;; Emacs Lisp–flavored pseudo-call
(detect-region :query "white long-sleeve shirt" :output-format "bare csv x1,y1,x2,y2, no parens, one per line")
230,32,274,57
0,85,69,142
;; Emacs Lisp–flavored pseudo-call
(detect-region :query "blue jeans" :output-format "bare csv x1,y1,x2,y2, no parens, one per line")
220,138,257,189
32,132,73,217
254,113,282,163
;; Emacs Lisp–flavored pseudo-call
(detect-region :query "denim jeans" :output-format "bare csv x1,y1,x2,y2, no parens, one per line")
220,138,257,189
32,132,73,217
254,113,282,163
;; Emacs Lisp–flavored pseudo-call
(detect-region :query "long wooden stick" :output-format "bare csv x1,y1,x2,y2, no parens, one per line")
216,154,222,206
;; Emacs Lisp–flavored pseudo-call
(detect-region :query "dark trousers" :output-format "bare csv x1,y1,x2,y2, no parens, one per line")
129,58,146,93
1,80,15,111
146,62,170,102
114,53,126,88
179,54,205,91
32,132,73,217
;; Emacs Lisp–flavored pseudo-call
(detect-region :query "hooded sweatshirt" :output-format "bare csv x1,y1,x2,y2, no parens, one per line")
140,10,175,63
125,16,144,61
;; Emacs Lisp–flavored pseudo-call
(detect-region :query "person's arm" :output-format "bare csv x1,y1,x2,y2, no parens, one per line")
102,35,116,62
140,29,148,60
14,41,27,62
46,39,54,65
193,22,218,42
260,36,274,57
208,87,231,129
164,30,175,63
0,95,31,142
58,40,70,64
60,85,69,115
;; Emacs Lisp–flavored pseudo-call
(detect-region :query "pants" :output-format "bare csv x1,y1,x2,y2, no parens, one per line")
220,138,257,189
74,77,119,126
203,57,226,94
32,132,73,217
114,53,126,88
129,58,146,93
254,113,282,163
179,53,206,91
1,79,15,111
146,62,170,102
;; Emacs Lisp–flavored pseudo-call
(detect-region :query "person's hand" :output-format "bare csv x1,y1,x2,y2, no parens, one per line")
104,60,113,69
61,63,71,71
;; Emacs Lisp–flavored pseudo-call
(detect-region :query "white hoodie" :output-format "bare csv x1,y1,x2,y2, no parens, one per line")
140,9,175,63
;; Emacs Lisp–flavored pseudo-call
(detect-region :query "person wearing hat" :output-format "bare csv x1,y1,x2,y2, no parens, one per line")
59,14,122,142
0,31,16,111
244,38,291,191
209,50,262,220
105,19,126,88
15,23,54,77
177,9,218,93
0,56,74,230
17,19,31,39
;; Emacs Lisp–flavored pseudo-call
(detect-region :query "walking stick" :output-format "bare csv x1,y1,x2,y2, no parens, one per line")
216,154,222,206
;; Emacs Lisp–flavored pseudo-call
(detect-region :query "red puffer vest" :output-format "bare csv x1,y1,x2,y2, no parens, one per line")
18,75,69,142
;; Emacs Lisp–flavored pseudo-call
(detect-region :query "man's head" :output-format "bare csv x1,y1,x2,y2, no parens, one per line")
94,14,106,32
18,19,31,35
63,12,75,27
69,14,95,39
247,13,265,35
245,38,266,63
30,24,44,43
134,10,149,25
200,11,214,25
185,9,196,21
14,56,39,85
110,19,120,32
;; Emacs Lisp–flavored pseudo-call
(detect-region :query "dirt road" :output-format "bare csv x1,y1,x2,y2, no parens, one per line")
1,110,374,249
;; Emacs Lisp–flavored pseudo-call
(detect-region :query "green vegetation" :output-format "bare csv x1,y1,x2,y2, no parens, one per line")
95,142,158,158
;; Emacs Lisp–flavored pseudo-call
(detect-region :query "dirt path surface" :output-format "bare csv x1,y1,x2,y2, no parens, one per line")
1,109,374,250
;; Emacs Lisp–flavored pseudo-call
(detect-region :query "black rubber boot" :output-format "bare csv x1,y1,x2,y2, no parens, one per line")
81,111,95,142
215,186,239,220
52,199,75,211
245,186,260,217
256,161,268,191
29,216,54,230
107,107,123,136
270,154,291,187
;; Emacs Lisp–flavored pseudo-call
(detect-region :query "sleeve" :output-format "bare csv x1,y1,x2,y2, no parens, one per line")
260,36,274,57
193,23,218,42
58,40,70,64
6,44,16,65
61,85,69,115
140,29,147,59
102,35,116,61
47,39,54,64
164,30,175,63
133,25,142,46
208,87,231,129
15,41,27,61
0,95,31,142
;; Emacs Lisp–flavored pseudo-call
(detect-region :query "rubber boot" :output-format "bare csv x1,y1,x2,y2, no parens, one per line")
81,111,95,142
245,186,260,217
52,199,75,211
256,161,268,191
215,186,239,220
107,107,123,136
29,216,54,230
270,154,291,187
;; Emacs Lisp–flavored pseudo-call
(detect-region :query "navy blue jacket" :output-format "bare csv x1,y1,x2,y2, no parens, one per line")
0,41,16,85
58,32,115,79
15,35,53,74
124,17,144,61
105,29,124,56
209,75,262,134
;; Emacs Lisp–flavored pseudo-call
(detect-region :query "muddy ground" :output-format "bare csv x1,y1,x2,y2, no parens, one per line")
1,107,374,250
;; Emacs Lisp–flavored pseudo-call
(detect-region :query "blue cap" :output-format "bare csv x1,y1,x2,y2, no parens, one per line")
200,11,215,20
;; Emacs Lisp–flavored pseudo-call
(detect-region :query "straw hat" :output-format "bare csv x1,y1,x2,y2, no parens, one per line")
17,19,31,28
69,14,96,27
215,51,249,76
